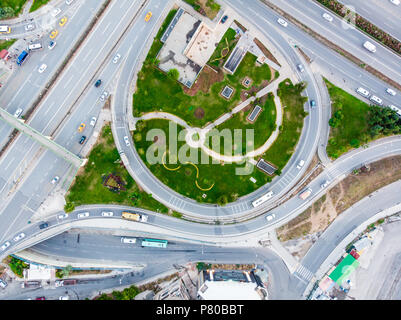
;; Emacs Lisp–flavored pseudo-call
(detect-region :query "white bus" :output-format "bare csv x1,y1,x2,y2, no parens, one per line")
0,26,11,34
28,43,42,51
252,191,274,208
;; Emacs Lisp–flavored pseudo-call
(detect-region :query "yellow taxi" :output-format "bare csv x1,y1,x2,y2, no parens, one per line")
49,29,58,39
78,123,86,132
145,11,152,22
59,17,68,27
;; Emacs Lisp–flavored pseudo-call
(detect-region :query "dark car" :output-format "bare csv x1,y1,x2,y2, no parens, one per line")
220,15,228,23
310,100,316,108
79,136,86,144
39,222,49,229
35,297,46,300
94,79,101,87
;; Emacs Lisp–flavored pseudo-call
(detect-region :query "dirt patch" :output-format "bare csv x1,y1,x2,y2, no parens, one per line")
194,107,205,119
253,37,281,67
277,156,401,249
183,65,224,96
292,154,323,196
297,47,311,64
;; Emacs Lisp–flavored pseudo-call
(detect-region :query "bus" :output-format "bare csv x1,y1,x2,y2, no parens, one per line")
252,191,274,208
16,50,29,66
28,43,42,51
0,26,11,34
141,238,168,248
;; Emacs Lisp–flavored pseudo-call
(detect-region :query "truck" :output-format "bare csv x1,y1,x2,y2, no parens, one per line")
21,281,41,288
63,279,77,285
299,188,312,200
16,50,29,66
122,211,148,222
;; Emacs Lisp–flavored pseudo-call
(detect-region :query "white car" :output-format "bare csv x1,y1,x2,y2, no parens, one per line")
100,91,109,102
322,12,333,22
25,24,35,31
0,241,10,251
321,180,330,189
297,64,304,72
123,136,130,146
112,53,121,64
101,211,114,217
13,108,23,118
59,295,69,300
66,0,75,4
51,176,59,184
363,41,376,53
38,64,47,73
386,88,397,96
121,237,136,244
277,18,288,27
13,233,25,242
265,213,276,221
77,212,90,219
58,213,68,220
296,160,305,170
90,117,97,126
390,0,400,5
52,8,61,17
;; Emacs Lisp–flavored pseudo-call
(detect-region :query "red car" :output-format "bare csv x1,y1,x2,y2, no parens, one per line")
35,296,46,300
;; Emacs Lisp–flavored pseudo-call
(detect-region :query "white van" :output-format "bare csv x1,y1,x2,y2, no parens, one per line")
369,95,383,105
28,43,42,51
356,87,370,97
363,41,376,53
121,237,136,244
389,105,401,117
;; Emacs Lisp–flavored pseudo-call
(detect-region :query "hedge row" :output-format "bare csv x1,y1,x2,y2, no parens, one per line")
316,0,401,55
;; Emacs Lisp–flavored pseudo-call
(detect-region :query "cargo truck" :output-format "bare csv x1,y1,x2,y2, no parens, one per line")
299,188,312,200
122,211,148,222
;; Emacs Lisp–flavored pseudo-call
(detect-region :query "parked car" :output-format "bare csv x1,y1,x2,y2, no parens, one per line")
277,18,288,27
77,212,90,219
220,15,228,23
101,211,114,217
13,233,25,242
265,213,276,221
123,136,130,146
79,136,86,145
90,117,97,126
51,176,60,184
39,222,49,229
112,53,121,64
58,213,68,220
95,79,102,87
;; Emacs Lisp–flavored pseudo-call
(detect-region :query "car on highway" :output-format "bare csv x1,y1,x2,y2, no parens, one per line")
386,88,396,96
100,91,109,102
265,213,276,221
39,222,49,229
13,233,25,242
0,279,7,289
58,213,68,220
322,12,333,22
49,29,58,39
310,100,316,108
356,87,370,97
0,241,11,251
296,159,305,170
52,8,61,17
121,237,136,244
389,105,401,117
78,123,86,132
38,63,47,73
48,41,56,50
297,64,304,72
35,297,46,300
145,11,152,22
95,79,102,87
25,24,35,31
123,136,130,146
59,295,69,300
390,0,400,5
277,18,288,27
112,53,121,64
79,136,86,144
101,211,114,217
13,108,23,118
77,212,90,219
66,0,75,4
363,41,376,53
321,180,330,189
51,176,60,184
59,17,68,27
220,15,228,24
369,95,383,105
90,117,97,126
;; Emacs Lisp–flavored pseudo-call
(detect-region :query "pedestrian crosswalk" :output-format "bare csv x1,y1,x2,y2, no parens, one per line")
169,196,186,209
293,264,314,284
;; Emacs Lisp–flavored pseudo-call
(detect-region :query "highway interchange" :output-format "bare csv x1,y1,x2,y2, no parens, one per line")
0,0,400,300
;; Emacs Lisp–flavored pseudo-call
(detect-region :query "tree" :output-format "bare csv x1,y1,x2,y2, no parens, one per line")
217,195,228,206
329,117,340,128
64,202,75,213
62,265,73,277
167,68,179,80
350,138,360,148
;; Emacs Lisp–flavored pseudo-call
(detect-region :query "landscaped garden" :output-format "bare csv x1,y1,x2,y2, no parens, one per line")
325,79,401,159
65,124,170,214
182,0,221,20
0,0,27,19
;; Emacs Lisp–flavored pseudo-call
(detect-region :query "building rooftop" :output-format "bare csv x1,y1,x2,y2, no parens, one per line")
198,280,262,300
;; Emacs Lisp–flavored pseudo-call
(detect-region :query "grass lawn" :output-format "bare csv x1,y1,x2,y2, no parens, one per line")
0,0,27,18
260,79,308,169
134,119,274,204
210,92,277,154
65,124,169,214
0,39,16,51
30,0,51,12
183,0,221,20
325,79,371,159
208,27,238,68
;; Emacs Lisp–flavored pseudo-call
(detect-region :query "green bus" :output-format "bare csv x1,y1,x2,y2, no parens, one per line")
141,238,168,248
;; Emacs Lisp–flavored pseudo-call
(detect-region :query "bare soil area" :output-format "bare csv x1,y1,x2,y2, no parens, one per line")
277,156,401,252
183,65,224,96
